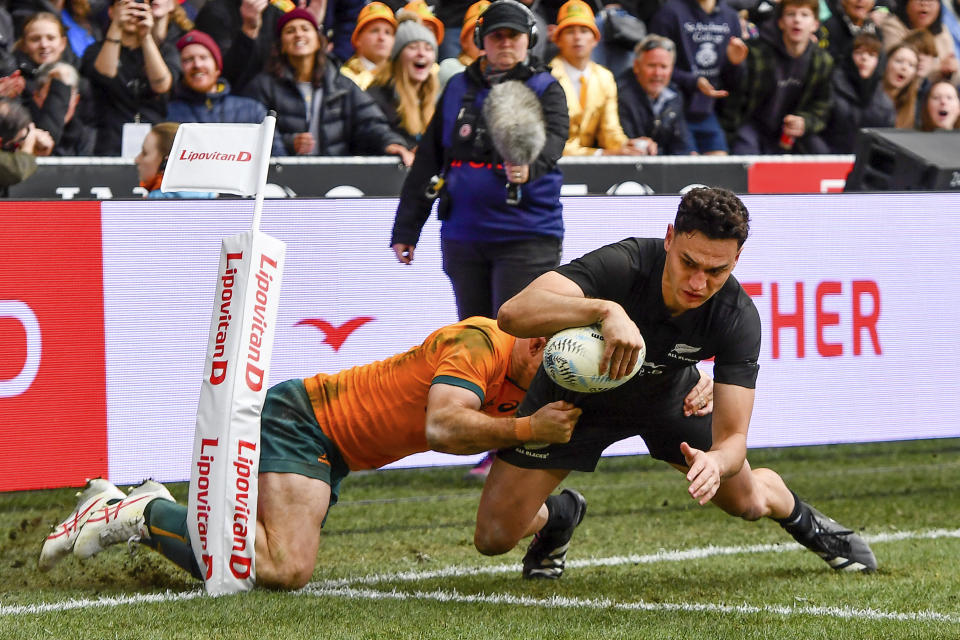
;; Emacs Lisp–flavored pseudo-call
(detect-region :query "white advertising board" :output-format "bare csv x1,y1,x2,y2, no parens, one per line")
100,193,960,484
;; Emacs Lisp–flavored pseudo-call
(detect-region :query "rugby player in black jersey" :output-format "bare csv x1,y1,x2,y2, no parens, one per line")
474,187,878,579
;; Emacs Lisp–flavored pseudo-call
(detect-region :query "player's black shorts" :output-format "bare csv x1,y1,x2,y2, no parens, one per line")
497,367,711,472
259,379,350,506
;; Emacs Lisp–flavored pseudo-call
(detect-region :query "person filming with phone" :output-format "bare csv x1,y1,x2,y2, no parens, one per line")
80,0,180,155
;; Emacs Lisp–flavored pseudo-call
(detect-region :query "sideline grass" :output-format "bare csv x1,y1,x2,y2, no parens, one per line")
1,438,958,639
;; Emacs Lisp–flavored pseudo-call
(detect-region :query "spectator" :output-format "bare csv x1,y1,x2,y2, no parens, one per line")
391,0,568,319
881,41,922,127
548,0,640,155
31,61,93,155
80,0,179,156
521,0,552,63
14,12,74,86
59,0,104,59
918,77,960,128
241,8,413,162
722,0,833,153
649,0,748,154
134,120,215,197
822,32,894,152
617,34,696,154
0,97,53,193
341,1,397,90
437,0,489,90
319,0,368,64
26,60,74,149
590,2,648,77
945,0,960,56
167,29,283,157
901,27,941,112
0,5,15,77
818,0,883,62
366,14,439,150
435,0,474,59
879,0,959,81
195,0,363,87
193,0,285,93
151,0,196,49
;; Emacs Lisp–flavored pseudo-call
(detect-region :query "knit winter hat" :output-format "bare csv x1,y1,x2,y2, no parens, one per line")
402,1,444,44
390,14,438,60
177,30,224,70
351,2,398,49
276,8,319,38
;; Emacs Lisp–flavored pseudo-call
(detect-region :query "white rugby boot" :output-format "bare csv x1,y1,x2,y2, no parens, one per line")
39,478,126,571
73,480,175,560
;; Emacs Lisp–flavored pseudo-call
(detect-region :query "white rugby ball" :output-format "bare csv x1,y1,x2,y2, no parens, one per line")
543,325,644,393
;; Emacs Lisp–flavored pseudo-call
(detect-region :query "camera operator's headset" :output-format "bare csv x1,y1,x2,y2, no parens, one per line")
473,0,539,49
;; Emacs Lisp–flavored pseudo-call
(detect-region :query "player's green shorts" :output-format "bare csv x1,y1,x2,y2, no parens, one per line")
259,378,350,507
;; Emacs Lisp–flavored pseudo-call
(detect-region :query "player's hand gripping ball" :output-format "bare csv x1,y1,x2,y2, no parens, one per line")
543,325,645,393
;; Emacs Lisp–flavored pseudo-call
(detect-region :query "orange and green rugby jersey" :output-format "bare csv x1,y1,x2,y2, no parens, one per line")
302,317,525,471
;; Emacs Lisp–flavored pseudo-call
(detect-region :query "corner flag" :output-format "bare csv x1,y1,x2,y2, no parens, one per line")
166,115,285,595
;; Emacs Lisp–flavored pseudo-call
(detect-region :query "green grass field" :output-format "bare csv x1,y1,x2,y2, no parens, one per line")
2,438,958,640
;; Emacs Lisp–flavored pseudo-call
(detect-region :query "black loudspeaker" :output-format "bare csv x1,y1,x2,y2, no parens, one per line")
844,129,960,191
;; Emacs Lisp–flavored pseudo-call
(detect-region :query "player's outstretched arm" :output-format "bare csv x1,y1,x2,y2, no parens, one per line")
424,384,581,454
680,382,754,504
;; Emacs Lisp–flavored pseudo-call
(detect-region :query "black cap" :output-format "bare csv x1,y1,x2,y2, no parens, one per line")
478,0,532,40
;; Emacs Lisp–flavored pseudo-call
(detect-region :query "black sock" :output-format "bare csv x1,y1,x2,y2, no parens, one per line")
141,499,203,580
541,492,578,541
775,490,811,534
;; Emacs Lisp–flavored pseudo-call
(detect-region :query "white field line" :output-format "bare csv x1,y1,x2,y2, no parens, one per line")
302,585,960,624
316,527,960,588
0,589,204,616
2,527,958,619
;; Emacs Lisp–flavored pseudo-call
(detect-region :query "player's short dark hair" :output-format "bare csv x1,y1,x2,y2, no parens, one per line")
674,187,750,248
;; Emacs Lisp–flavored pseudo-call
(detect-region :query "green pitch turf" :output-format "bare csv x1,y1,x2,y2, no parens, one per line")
1,438,958,640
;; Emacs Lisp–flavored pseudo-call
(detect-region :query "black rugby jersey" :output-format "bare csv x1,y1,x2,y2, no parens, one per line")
558,237,760,389
513,237,761,463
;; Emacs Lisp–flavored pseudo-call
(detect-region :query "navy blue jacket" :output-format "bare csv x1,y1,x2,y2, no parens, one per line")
392,59,568,247
648,0,744,120
616,69,694,155
167,79,286,156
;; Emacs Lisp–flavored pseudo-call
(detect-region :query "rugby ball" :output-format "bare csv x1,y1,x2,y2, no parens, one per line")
542,325,645,393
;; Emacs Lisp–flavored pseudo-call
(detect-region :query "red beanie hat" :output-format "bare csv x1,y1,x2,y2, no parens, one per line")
276,8,320,37
176,30,224,70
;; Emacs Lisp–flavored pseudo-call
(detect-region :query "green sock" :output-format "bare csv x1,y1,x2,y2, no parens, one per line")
142,498,203,580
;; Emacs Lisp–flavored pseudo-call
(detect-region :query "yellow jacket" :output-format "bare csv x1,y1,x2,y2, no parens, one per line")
549,57,628,156
341,56,378,90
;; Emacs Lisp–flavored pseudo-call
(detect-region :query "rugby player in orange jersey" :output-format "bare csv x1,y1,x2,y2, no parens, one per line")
41,315,715,589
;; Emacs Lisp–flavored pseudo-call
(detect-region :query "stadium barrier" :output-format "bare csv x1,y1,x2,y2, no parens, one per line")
3,192,958,491
8,155,859,199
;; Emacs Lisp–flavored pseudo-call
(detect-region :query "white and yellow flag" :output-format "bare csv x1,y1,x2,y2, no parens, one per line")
166,115,285,595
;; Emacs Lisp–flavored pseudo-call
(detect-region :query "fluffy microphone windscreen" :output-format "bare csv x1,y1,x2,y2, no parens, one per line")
482,81,546,165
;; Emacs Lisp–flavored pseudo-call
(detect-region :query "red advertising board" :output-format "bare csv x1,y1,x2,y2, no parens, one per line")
0,202,108,491
748,161,854,193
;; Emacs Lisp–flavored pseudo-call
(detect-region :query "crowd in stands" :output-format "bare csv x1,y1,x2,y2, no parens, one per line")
0,0,957,168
